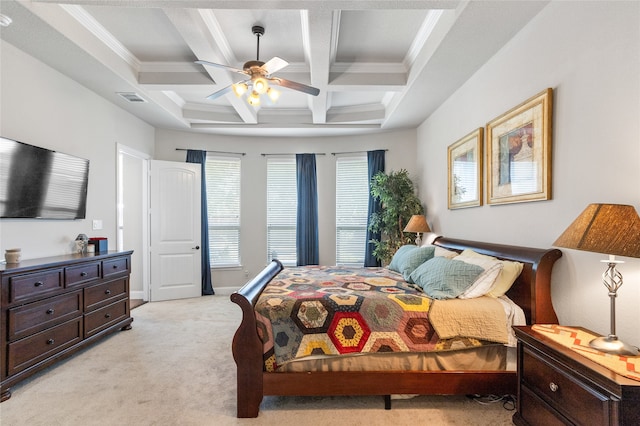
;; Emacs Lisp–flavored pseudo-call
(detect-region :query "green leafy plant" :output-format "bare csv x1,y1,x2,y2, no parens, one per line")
368,169,424,264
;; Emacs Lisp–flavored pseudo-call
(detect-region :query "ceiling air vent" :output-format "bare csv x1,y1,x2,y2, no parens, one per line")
117,92,147,103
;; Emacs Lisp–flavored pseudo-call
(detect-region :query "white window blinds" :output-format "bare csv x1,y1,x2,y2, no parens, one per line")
266,157,297,266
205,155,241,267
336,155,369,266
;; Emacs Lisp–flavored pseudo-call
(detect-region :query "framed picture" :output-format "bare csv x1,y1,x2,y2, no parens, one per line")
486,88,553,205
448,128,483,209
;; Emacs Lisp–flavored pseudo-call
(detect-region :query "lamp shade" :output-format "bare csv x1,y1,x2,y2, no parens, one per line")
403,215,431,233
553,204,640,258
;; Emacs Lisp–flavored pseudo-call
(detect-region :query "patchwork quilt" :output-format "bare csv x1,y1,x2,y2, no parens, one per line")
255,266,501,371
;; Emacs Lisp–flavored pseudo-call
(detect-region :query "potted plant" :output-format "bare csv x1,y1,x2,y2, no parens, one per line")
368,169,424,264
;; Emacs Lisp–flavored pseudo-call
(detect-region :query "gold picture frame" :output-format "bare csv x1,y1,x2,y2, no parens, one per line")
486,88,553,205
448,128,483,209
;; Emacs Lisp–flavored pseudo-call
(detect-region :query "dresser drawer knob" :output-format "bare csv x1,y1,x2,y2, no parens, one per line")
46,308,55,315
34,281,44,287
105,289,111,295
46,338,55,345
549,382,559,392
80,272,88,277
105,313,111,319
113,265,118,269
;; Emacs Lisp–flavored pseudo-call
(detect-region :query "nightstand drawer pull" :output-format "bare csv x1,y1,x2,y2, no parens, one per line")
34,281,44,287
46,338,55,345
46,308,55,315
105,289,111,295
549,382,558,392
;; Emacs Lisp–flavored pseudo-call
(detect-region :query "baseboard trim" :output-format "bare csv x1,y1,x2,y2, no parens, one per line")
212,286,236,296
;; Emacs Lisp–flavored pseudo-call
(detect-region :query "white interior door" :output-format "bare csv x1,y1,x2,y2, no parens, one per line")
149,160,202,302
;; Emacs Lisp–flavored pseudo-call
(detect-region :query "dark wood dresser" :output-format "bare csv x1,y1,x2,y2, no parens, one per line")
0,251,133,401
513,325,640,426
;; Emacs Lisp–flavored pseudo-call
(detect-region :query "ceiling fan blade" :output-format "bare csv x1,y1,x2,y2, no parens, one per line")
205,84,234,101
195,60,247,75
269,78,320,96
261,57,289,75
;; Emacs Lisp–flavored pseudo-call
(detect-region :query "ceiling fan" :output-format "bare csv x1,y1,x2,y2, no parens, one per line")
196,25,320,106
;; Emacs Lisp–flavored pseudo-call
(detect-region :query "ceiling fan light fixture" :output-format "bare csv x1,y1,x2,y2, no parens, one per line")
253,77,269,95
247,91,261,106
232,82,248,97
267,87,280,102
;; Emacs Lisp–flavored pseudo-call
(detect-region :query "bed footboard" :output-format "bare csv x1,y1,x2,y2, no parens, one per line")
230,259,283,418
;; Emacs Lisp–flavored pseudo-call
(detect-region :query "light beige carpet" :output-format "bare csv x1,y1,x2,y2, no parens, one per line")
0,296,515,425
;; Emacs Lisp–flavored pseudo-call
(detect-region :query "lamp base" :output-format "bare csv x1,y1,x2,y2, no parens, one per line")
589,336,639,356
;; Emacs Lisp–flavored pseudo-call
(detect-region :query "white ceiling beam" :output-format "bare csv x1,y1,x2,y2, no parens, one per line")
305,9,334,124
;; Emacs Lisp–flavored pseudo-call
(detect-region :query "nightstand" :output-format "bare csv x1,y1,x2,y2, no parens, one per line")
513,325,640,426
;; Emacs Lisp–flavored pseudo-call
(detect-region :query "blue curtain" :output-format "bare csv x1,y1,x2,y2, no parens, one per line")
296,154,319,266
186,150,214,295
364,150,386,267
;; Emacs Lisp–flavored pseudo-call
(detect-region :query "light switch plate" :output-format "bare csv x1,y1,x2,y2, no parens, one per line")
92,219,103,230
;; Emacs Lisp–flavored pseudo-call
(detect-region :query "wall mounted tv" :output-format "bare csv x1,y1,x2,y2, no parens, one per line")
0,137,89,219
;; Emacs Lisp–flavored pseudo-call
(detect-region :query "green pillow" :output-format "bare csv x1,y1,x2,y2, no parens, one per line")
400,246,436,282
388,245,417,273
410,256,484,299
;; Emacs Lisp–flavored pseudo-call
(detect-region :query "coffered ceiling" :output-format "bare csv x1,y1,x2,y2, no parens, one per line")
0,1,548,137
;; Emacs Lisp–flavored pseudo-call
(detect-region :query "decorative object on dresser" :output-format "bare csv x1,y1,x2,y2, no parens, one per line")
0,250,134,401
403,214,431,245
554,203,640,356
513,325,640,426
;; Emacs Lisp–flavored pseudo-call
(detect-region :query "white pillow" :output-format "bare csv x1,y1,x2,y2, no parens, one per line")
454,252,503,299
432,245,458,259
459,249,524,298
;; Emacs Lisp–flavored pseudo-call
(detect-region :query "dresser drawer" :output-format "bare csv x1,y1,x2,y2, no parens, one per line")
84,278,128,312
7,318,83,376
8,269,64,303
103,257,129,279
522,348,610,425
84,299,129,338
8,290,83,340
65,262,101,287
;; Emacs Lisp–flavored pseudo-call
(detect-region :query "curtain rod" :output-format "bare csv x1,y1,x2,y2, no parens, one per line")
331,149,388,156
175,148,246,156
261,153,327,157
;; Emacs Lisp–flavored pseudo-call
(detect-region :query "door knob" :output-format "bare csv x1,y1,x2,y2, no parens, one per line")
192,246,200,250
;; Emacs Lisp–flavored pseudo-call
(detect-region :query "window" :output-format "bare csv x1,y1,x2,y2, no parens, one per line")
205,155,241,267
335,155,369,266
266,157,297,266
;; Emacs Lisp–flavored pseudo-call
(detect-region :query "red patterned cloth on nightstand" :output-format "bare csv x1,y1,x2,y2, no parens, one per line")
532,324,640,381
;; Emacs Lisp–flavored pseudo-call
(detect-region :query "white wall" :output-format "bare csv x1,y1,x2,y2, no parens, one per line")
0,41,155,260
155,128,418,292
417,2,640,346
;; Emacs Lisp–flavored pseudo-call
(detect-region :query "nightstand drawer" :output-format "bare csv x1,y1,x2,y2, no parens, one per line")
522,348,610,425
519,386,566,426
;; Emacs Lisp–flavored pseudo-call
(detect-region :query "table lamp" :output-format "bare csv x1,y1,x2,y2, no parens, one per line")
403,215,431,246
553,203,640,356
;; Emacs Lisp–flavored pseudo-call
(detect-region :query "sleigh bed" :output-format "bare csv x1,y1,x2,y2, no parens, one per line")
230,237,562,418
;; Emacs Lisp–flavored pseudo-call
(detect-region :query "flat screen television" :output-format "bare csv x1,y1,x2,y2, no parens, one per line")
0,137,89,219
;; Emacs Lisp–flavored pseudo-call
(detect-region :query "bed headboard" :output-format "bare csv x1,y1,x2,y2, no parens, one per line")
433,237,562,325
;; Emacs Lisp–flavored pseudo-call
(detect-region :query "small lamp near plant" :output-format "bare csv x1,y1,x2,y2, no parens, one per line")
403,215,431,246
553,203,640,356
